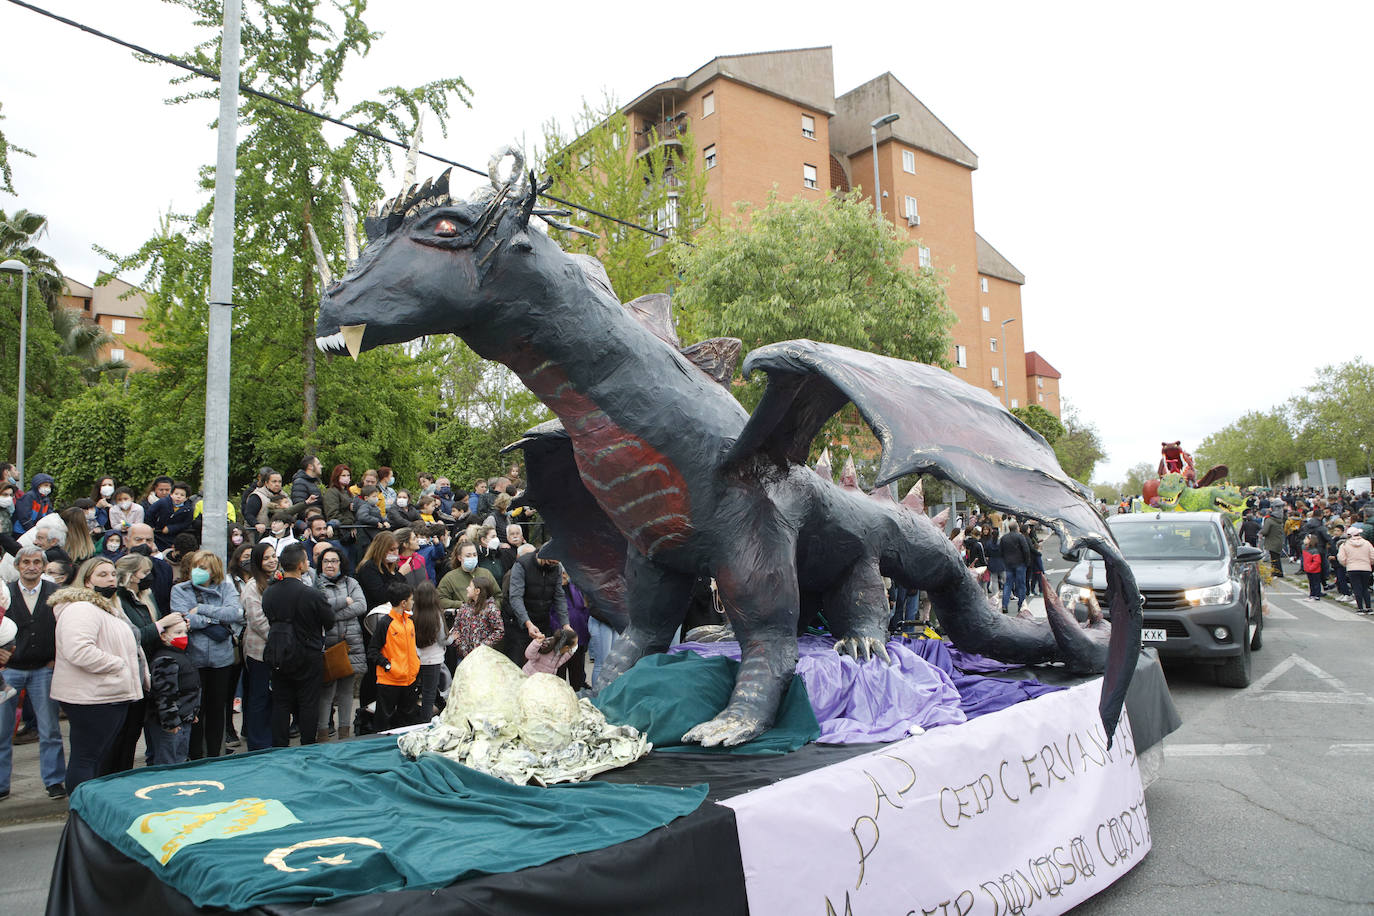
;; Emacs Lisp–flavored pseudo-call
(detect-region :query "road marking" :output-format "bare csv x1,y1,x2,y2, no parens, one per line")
1267,583,1368,621
1242,653,1374,706
1164,743,1268,758
1326,743,1374,756
1264,604,1296,620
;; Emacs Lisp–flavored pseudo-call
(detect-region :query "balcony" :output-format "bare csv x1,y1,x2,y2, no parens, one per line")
635,114,689,155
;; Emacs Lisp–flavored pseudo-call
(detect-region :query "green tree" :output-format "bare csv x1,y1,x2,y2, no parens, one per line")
0,270,83,472
1053,400,1106,484
105,0,469,488
1120,461,1156,498
31,383,132,504
672,190,953,367
0,102,32,195
537,96,711,303
1196,408,1300,487
1011,403,1065,446
1288,358,1374,478
0,209,64,310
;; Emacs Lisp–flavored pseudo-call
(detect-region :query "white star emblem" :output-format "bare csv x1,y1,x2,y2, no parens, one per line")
174,787,206,796
314,853,352,866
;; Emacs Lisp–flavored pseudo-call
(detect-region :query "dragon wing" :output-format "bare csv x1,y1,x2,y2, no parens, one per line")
728,339,1141,740
502,420,629,631
729,339,1112,552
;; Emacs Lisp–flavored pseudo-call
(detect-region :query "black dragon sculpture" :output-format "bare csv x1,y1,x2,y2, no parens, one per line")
314,149,1143,748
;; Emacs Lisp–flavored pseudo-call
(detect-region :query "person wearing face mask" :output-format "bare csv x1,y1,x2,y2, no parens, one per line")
437,539,502,612
322,464,358,558
145,482,196,552
376,466,397,509
506,546,569,665
263,543,335,747
315,547,365,741
107,554,181,773
12,472,56,535
123,524,174,617
170,551,242,759
107,487,144,533
143,615,200,765
50,557,145,793
0,481,17,539
90,477,117,529
386,489,421,528
261,510,300,557
474,524,505,584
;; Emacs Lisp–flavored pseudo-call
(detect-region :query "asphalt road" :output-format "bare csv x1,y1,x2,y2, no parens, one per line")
1066,570,1374,913
7,547,1372,913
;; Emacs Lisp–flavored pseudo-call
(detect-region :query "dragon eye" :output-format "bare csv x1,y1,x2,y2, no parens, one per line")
433,218,459,238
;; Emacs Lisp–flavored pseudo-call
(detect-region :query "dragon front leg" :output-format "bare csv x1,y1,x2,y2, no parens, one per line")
591,549,696,694
824,555,892,664
682,525,801,748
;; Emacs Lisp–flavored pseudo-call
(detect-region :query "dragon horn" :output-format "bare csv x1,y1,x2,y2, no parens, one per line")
341,179,360,265
307,223,334,289
399,115,423,197
517,169,538,229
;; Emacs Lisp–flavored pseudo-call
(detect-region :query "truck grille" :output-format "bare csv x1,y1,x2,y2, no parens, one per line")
1091,588,1190,611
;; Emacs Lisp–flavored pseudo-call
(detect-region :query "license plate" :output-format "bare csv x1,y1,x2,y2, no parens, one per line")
1142,628,1168,643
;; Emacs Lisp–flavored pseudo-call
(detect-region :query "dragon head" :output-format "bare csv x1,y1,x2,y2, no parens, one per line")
1155,473,1187,508
1209,484,1245,513
314,147,595,359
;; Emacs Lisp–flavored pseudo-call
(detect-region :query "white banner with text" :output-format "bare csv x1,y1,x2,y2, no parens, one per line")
722,680,1149,916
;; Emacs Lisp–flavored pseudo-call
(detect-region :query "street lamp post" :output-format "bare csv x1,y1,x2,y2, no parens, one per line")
870,113,900,219
1000,316,1016,408
0,259,29,484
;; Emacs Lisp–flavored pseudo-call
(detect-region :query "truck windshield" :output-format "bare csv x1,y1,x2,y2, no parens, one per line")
1109,521,1224,560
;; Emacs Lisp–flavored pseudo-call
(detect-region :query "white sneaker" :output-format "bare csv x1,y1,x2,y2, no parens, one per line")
0,685,15,705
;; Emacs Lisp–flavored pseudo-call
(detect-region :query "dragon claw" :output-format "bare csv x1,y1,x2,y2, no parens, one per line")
682,713,767,748
835,636,892,665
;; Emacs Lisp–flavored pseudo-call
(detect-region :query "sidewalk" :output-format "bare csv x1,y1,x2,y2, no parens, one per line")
2,718,73,825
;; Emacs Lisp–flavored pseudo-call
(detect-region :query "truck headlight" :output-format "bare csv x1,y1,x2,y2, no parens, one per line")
1185,582,1234,606
1058,583,1092,610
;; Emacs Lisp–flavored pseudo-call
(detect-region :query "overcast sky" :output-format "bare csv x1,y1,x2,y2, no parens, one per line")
2,0,1371,484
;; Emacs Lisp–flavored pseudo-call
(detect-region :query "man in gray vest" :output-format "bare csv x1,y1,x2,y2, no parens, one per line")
507,546,567,659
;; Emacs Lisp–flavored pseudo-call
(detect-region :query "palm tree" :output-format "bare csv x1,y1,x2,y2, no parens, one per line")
49,307,130,383
0,208,63,309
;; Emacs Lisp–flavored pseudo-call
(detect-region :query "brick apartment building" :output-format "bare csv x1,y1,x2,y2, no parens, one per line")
58,274,154,371
615,46,1059,414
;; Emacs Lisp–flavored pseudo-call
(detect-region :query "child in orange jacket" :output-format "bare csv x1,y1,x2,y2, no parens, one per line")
366,580,419,730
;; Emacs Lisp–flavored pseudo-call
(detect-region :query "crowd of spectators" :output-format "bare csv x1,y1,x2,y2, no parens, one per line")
1238,485,1374,612
0,457,622,802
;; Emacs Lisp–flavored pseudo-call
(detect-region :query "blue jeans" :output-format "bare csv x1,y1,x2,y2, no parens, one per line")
0,666,67,792
588,618,619,687
1001,565,1027,611
147,719,192,766
888,586,920,629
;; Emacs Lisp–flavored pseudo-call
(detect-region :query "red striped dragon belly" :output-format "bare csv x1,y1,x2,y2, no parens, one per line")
517,356,694,557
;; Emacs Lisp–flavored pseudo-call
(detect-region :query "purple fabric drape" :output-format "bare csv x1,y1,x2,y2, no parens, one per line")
670,636,1063,744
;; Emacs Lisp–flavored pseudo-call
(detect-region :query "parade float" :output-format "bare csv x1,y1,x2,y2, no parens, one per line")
48,152,1179,916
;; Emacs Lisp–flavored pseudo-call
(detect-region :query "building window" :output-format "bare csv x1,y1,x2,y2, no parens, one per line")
702,92,714,117
703,144,716,169
801,114,815,139
980,277,988,293
651,194,679,251
981,306,991,322
1037,377,1044,389
1010,398,1018,408
955,345,967,368
803,163,818,189
903,195,919,225
1038,392,1045,404
112,318,126,334
577,150,591,171
991,366,1001,386
111,348,125,361
902,149,916,174
918,246,931,268
989,338,998,353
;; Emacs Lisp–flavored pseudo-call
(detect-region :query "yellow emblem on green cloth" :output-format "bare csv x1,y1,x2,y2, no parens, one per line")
126,797,301,865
